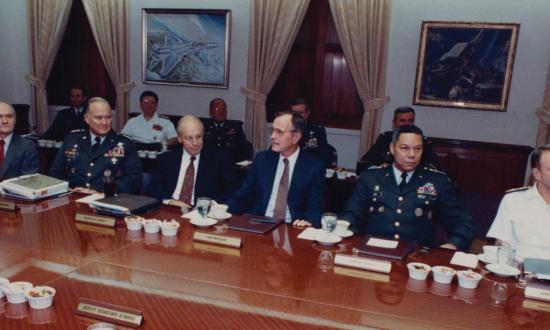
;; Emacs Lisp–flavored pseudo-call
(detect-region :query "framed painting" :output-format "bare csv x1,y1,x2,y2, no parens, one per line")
413,21,519,111
142,8,231,88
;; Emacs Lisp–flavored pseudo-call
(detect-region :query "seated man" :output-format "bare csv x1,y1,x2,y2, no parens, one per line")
487,145,550,259
121,91,178,146
227,111,325,227
290,98,333,167
203,98,253,163
41,85,88,141
0,101,39,178
147,115,239,205
50,97,141,193
340,125,474,250
360,106,440,170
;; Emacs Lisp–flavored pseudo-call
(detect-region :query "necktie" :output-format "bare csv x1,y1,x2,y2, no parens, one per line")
179,156,196,205
273,158,290,222
92,137,101,153
0,140,4,171
398,172,408,190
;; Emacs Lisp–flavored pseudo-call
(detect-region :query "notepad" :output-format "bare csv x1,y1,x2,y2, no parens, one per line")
366,237,399,249
450,251,478,268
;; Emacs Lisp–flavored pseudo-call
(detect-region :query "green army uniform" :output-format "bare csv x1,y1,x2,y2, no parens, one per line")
339,165,474,250
49,129,142,193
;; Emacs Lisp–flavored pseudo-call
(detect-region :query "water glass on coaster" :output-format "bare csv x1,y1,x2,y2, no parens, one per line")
196,197,212,220
321,213,337,236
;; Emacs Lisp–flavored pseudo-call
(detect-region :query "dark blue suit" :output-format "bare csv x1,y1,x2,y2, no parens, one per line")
146,146,240,204
1,134,39,178
227,149,325,227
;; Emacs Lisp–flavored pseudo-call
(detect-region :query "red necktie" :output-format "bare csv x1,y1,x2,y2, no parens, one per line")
273,158,289,221
0,140,4,171
179,156,196,205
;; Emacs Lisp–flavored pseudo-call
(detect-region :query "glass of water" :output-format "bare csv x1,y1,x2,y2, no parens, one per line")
196,197,212,220
321,213,337,236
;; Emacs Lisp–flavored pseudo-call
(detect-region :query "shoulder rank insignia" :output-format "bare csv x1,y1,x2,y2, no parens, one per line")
70,128,85,133
424,166,447,175
505,186,529,194
367,164,388,170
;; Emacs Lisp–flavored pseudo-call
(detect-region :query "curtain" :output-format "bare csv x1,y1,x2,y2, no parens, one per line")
535,55,550,147
241,0,310,151
26,0,73,133
328,0,391,158
82,0,133,130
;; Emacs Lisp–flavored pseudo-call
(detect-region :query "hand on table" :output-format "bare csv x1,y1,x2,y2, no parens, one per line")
292,219,312,228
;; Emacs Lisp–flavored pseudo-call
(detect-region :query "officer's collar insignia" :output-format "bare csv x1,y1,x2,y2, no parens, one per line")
374,185,380,191
417,182,437,195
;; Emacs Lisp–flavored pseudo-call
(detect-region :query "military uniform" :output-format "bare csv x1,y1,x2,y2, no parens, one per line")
41,107,87,141
339,165,474,250
301,122,333,167
360,131,440,170
49,129,142,193
121,113,177,143
487,185,550,259
203,119,253,163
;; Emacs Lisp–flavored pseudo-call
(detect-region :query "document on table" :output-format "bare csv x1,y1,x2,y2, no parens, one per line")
366,237,399,249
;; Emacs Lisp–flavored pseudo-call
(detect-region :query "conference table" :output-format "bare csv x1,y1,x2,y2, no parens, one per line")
0,194,548,329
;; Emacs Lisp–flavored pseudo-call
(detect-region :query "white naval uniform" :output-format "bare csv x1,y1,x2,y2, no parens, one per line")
121,113,177,143
487,184,550,259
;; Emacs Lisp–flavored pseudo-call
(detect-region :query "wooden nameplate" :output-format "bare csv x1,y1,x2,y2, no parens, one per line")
75,212,116,228
76,297,143,328
193,232,242,248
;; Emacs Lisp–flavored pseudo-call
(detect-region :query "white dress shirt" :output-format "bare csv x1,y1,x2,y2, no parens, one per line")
1,133,13,157
121,113,177,143
265,148,300,223
392,164,414,186
172,151,201,203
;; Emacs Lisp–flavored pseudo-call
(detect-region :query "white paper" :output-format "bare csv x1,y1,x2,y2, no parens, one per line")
366,237,398,249
537,274,550,280
450,251,479,269
297,227,321,240
75,193,104,205
182,209,201,221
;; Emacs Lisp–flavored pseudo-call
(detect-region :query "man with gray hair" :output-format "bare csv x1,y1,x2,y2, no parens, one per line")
0,101,39,178
50,97,142,193
147,115,239,205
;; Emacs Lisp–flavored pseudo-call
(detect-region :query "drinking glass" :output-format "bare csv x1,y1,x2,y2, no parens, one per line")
490,282,508,306
497,245,515,267
196,197,212,220
321,213,337,236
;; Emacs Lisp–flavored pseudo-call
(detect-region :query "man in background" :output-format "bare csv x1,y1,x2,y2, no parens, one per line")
121,90,178,146
41,85,88,141
50,97,141,193
147,115,239,205
290,98,333,168
0,101,39,178
203,98,253,163
360,106,440,170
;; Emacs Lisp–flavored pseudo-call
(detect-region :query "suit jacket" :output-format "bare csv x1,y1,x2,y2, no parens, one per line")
146,146,240,204
339,165,474,250
41,107,88,141
360,131,440,170
49,129,142,193
227,149,325,227
1,134,39,178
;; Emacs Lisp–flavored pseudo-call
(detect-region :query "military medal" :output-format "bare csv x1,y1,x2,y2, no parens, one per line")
378,206,384,213
374,185,380,191
111,157,118,165
369,206,374,213
415,208,423,217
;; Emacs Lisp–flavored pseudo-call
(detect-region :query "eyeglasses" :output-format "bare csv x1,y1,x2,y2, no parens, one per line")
181,135,203,142
269,127,296,136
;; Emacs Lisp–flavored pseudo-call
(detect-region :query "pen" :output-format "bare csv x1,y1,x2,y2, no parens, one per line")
249,218,277,224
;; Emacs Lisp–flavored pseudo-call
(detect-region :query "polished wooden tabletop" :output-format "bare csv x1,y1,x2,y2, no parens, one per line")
0,194,548,329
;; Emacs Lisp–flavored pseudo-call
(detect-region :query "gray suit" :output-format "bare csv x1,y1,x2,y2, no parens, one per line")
1,134,39,178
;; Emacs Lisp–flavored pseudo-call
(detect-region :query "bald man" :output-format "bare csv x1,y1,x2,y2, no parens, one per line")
0,101,39,178
147,115,239,205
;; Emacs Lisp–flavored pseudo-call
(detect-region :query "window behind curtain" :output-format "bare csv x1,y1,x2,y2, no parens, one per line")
46,0,115,107
266,0,363,130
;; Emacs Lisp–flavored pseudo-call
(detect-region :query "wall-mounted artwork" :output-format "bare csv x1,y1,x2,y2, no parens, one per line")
413,21,519,111
143,9,231,88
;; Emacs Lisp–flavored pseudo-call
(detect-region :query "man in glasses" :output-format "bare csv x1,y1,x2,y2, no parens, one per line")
227,111,325,227
147,115,239,206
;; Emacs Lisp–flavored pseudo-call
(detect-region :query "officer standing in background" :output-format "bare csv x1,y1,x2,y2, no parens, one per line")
340,125,474,251
360,106,440,170
290,98,332,167
203,98,253,163
50,97,142,194
41,85,89,141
